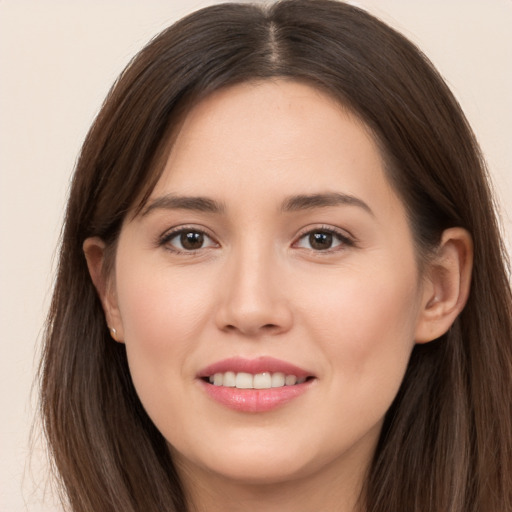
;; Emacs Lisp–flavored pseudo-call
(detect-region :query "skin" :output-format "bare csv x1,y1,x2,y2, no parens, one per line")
85,80,472,512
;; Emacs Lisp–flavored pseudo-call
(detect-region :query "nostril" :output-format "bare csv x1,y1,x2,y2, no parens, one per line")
221,323,281,335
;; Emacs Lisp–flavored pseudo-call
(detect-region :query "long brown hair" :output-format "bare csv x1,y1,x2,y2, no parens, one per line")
40,1,512,510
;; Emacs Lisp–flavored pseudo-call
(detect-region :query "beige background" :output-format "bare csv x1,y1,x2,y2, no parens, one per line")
1,1,511,510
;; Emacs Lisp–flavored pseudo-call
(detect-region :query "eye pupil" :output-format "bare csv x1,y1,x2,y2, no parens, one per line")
180,231,204,250
309,232,333,250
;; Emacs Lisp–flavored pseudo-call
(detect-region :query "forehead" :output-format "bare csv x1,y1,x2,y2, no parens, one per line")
149,80,401,218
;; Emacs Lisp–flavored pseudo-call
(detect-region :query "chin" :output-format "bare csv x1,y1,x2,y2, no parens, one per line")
170,438,320,486
229,456,312,484
196,439,364,493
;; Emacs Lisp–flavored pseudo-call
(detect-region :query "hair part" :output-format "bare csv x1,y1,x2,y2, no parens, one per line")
40,1,512,511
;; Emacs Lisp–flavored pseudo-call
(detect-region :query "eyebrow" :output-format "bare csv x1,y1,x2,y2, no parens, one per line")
141,192,373,217
141,194,226,216
281,193,374,216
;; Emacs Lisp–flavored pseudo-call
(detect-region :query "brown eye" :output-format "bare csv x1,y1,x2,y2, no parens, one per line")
180,231,205,250
308,232,333,250
162,228,217,252
295,228,352,252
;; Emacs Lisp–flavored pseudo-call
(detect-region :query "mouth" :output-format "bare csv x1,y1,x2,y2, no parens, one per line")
197,357,316,412
203,371,311,389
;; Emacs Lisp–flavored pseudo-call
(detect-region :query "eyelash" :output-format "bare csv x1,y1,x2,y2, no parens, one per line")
158,226,218,255
158,225,356,255
293,225,355,253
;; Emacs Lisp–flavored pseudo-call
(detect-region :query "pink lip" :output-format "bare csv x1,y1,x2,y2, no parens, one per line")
197,357,315,413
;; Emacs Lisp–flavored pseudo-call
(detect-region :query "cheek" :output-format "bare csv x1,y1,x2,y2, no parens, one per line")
116,260,210,349
113,255,216,407
113,268,212,442
291,267,422,457
300,264,421,393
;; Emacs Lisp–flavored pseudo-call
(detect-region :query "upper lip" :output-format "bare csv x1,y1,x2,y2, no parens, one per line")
198,356,313,379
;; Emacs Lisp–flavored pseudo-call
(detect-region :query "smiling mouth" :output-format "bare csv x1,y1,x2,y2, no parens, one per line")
204,371,313,389
198,358,315,411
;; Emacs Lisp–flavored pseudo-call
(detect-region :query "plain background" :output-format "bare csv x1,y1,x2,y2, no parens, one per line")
1,1,511,510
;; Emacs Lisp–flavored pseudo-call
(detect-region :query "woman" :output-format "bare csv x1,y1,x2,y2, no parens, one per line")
40,1,512,510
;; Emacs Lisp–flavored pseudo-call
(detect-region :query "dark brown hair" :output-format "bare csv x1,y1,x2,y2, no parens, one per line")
40,1,512,510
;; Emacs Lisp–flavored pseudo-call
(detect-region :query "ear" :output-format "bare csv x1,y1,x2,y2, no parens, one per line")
415,228,473,344
83,237,124,343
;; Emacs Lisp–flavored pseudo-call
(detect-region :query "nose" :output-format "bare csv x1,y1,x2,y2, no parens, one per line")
214,246,293,337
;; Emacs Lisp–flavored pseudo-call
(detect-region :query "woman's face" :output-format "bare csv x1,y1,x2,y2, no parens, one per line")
108,81,432,487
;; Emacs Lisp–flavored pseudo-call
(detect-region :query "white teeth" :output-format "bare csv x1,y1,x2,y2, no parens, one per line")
285,375,297,386
223,371,236,387
235,372,253,389
207,371,307,389
253,372,272,389
271,372,285,387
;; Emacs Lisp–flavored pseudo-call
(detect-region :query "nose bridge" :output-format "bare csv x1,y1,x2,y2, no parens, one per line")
216,235,292,335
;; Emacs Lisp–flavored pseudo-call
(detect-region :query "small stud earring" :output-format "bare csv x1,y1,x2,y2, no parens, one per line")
109,327,118,340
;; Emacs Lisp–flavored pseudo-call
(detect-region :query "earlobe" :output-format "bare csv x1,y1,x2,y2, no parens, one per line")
83,237,125,342
415,228,473,344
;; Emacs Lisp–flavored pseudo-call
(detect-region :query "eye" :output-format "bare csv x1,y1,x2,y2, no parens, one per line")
161,228,218,252
295,228,353,251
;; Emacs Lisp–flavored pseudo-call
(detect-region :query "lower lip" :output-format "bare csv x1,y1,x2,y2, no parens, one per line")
199,379,314,413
